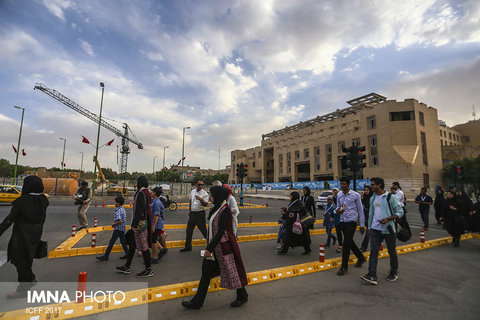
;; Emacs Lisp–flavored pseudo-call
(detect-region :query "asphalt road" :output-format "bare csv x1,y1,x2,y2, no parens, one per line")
0,198,478,319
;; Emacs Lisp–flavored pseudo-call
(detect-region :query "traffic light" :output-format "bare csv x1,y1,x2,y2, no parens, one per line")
342,146,354,171
355,146,366,169
243,164,248,178
236,163,241,178
456,165,464,180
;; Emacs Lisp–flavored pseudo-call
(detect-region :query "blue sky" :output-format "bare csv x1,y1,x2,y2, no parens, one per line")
1,0,479,174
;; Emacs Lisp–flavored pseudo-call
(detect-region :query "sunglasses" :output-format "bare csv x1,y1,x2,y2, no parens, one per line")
197,184,204,186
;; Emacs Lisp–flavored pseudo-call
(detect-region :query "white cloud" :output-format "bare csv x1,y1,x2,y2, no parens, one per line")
79,39,94,56
39,0,74,22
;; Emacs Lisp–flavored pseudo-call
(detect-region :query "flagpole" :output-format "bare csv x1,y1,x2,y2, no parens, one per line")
13,106,25,185
92,82,105,197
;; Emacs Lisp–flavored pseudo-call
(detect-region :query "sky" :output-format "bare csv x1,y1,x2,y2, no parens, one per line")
1,0,479,174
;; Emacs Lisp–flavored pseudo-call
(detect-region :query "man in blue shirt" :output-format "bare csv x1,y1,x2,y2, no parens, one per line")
335,177,366,276
361,177,404,285
151,187,167,264
415,188,433,230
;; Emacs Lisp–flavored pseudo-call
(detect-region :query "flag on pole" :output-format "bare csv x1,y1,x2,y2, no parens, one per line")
81,136,90,144
106,139,114,146
21,149,26,156
12,145,17,153
176,156,186,166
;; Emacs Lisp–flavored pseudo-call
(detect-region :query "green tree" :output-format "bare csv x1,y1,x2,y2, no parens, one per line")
442,156,480,194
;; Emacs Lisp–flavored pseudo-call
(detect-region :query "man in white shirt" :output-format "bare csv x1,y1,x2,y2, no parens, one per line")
335,177,366,276
392,182,406,214
180,180,209,252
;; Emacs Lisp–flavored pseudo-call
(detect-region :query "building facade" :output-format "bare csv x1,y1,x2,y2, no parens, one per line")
229,93,462,192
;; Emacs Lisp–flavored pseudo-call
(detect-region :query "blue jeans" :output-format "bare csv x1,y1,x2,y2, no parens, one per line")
104,230,129,258
325,227,337,246
277,221,285,243
368,229,398,276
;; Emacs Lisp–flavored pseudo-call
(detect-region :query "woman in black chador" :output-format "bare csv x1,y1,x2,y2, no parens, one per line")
442,190,465,248
0,176,48,298
277,191,311,255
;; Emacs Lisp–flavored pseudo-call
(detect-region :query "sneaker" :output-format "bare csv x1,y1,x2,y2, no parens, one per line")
361,273,378,285
337,268,347,276
276,244,283,249
96,256,108,261
115,266,131,274
136,269,154,278
179,247,192,252
354,258,366,268
386,272,398,282
150,258,159,264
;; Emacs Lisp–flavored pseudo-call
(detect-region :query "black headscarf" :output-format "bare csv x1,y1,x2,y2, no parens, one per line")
303,187,311,196
209,186,229,217
290,191,300,204
136,176,148,190
22,175,44,195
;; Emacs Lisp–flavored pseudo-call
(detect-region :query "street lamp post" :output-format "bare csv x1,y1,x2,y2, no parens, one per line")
79,151,84,175
162,146,169,182
180,126,190,195
59,138,66,170
153,155,158,174
92,82,105,196
13,106,25,185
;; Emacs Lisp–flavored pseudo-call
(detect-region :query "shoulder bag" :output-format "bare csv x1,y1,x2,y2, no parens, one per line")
387,193,411,242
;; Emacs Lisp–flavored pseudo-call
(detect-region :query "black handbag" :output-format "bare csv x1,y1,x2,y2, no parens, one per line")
300,214,315,229
34,240,48,259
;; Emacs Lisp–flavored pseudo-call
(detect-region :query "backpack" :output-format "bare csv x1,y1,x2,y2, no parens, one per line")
292,213,303,235
387,193,411,242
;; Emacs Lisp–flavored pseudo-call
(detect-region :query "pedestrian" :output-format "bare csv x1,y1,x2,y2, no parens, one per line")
277,192,311,255
471,194,480,232
360,177,404,285
335,177,366,276
222,183,240,237
116,176,153,277
0,176,48,298
457,190,474,231
301,186,317,219
73,181,92,230
392,182,407,214
96,196,129,261
323,196,337,247
442,190,465,247
415,188,433,231
181,186,248,309
180,180,209,252
360,185,373,252
276,207,287,249
150,187,167,264
331,187,343,252
434,187,445,224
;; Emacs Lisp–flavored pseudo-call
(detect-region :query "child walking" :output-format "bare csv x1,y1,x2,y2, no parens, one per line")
323,196,337,248
96,196,129,261
275,207,288,249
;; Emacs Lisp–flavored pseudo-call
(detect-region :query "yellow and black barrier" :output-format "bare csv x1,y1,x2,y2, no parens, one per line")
5,233,479,319
49,224,341,258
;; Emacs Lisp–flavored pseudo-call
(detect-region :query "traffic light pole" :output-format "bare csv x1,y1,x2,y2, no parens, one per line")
240,177,244,206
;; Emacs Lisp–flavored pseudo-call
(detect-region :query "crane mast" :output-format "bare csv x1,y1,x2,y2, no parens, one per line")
34,83,143,179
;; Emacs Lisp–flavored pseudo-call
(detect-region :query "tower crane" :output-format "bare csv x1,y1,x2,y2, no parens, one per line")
34,83,143,181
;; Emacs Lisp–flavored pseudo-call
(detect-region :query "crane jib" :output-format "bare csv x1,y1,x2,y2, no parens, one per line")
33,83,143,174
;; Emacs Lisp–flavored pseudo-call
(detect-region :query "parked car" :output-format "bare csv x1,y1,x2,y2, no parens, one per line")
316,190,333,209
0,185,22,203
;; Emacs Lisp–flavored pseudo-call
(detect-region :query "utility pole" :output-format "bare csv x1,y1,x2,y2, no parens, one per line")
180,126,190,195
13,106,25,185
162,146,169,182
92,82,105,196
60,137,66,170
79,151,84,174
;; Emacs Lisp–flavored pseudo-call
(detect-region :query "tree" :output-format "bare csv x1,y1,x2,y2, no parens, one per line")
442,156,480,194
